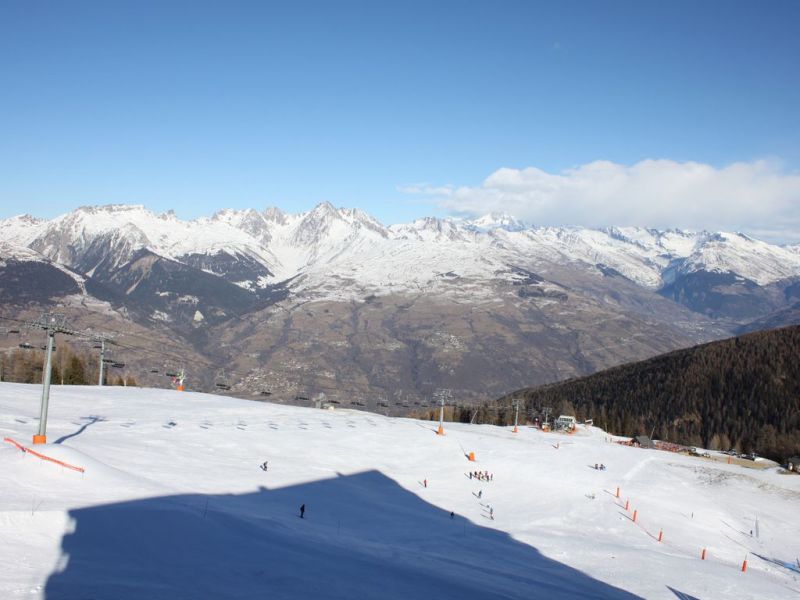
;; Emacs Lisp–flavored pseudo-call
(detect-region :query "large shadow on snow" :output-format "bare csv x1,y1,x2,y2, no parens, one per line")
45,470,643,600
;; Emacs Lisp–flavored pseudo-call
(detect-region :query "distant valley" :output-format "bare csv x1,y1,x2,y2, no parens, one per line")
1,203,799,405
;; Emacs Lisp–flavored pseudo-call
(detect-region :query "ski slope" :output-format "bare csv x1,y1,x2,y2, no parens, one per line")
1,383,798,599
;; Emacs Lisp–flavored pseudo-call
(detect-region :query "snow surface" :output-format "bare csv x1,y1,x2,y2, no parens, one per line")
2,204,800,303
1,383,798,599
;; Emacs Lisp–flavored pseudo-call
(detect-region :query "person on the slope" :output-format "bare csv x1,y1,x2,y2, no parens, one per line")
300,504,305,518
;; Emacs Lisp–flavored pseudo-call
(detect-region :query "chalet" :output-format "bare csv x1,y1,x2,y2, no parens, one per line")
554,415,576,431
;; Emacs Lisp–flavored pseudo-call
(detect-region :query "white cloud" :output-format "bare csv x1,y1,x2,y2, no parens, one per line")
402,159,800,242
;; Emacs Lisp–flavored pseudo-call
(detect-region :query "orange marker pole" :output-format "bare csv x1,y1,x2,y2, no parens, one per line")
632,510,638,523
616,487,620,498
701,548,707,560
741,558,748,573
625,499,629,511
658,530,663,542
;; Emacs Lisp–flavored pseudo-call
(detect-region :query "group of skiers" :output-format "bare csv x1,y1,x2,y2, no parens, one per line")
593,463,606,470
469,470,493,481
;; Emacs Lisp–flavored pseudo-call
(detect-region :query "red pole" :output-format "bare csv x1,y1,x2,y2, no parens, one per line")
701,548,707,560
741,558,748,573
632,510,638,523
658,530,663,542
616,487,620,498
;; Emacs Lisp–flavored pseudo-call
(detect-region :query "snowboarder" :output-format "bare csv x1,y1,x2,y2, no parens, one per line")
260,461,269,471
450,511,454,519
300,504,305,518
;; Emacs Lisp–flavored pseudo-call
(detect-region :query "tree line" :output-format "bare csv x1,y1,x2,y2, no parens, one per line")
0,345,136,386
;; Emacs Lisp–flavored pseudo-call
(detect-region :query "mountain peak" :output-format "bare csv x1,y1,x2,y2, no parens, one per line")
263,206,287,224
467,213,527,232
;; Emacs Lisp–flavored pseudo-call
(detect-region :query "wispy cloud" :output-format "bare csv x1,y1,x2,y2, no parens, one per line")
400,159,800,242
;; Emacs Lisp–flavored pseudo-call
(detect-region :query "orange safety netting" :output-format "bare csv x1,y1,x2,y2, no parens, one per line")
3,437,85,473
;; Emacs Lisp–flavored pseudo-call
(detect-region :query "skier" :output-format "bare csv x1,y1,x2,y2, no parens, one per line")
450,511,455,519
300,504,305,519
423,478,427,488
260,461,269,471
490,506,494,520
478,490,482,499
469,472,472,479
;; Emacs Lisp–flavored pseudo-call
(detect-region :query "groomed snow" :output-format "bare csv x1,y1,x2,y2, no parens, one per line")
1,383,798,599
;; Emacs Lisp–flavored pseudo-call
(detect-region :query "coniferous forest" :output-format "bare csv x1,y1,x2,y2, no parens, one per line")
0,346,135,387
490,325,800,462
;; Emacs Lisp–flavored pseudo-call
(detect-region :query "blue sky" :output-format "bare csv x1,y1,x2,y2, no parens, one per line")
1,1,798,236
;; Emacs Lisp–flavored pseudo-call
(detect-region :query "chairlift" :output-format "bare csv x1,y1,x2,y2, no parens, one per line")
214,369,231,391
329,399,340,404
8,328,19,334
165,371,178,377
150,369,160,373
40,345,57,351
111,362,125,368
259,390,272,396
18,342,33,349
102,358,114,364
295,395,309,401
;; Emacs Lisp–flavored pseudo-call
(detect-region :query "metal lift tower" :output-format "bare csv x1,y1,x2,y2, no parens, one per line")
26,313,76,444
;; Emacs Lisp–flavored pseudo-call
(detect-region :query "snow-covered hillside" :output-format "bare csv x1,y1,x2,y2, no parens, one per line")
2,203,799,301
1,383,798,599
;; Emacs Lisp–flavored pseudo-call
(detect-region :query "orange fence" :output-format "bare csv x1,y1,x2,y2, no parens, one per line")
3,437,85,473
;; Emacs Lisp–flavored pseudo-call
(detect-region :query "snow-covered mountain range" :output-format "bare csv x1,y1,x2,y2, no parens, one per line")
1,203,799,400
2,202,799,296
